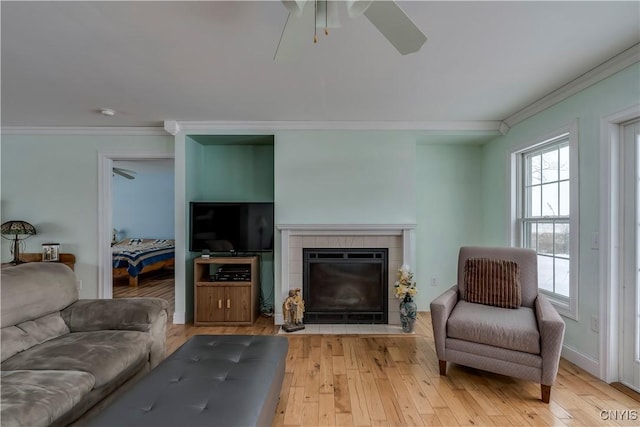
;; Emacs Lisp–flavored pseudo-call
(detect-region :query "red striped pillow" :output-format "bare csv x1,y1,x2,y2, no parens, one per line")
464,258,522,309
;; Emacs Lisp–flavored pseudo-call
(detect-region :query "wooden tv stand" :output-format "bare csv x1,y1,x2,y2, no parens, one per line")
194,256,259,326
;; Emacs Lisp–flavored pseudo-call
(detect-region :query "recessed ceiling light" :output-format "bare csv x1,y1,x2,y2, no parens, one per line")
99,108,116,117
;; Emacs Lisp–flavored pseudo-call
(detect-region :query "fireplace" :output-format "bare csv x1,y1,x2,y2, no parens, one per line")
303,248,388,324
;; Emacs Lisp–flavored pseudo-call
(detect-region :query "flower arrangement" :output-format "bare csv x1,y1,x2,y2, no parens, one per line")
394,264,417,300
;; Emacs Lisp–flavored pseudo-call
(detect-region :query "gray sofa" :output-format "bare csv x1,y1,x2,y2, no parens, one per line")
1,262,169,427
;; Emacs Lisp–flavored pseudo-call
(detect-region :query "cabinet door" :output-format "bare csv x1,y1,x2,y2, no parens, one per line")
225,286,251,322
196,286,225,323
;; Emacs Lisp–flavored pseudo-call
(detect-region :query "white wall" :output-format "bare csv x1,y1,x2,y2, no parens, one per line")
0,133,174,298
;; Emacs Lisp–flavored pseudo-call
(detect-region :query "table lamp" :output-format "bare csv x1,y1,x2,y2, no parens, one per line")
1,220,37,265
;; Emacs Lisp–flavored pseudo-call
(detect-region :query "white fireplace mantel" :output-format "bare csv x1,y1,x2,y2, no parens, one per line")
275,223,416,325
276,223,416,234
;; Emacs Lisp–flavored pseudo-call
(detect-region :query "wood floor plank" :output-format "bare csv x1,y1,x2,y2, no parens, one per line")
319,338,335,394
318,393,336,427
301,401,319,427
360,371,387,422
283,387,305,426
333,374,352,414
346,369,372,427
375,377,407,426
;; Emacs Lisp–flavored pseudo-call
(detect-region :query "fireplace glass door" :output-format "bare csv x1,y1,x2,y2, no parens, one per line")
303,248,388,323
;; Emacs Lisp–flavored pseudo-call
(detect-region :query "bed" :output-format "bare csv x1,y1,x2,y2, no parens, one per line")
112,238,175,287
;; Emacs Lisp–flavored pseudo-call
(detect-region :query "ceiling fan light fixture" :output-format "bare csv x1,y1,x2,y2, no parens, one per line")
346,0,373,18
282,0,306,16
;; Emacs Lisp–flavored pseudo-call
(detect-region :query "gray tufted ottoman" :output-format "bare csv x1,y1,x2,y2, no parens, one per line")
87,335,289,427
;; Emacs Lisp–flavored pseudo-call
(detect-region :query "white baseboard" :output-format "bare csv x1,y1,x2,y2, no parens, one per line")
561,343,600,378
274,314,284,325
173,312,186,325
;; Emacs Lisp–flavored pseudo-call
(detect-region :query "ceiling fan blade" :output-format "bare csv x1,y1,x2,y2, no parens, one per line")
363,1,427,55
113,168,135,180
274,2,315,61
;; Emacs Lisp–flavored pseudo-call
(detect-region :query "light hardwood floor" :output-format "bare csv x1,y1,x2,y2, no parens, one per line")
119,277,640,426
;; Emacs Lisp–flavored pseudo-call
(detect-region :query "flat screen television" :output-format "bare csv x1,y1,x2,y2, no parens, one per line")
189,202,274,252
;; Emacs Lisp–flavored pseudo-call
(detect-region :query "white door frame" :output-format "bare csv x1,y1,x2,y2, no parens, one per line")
599,104,640,382
97,151,175,299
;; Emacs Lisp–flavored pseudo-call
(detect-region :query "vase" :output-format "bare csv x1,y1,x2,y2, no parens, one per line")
399,295,417,333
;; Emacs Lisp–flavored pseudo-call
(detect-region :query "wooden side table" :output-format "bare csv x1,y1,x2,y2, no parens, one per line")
8,253,76,271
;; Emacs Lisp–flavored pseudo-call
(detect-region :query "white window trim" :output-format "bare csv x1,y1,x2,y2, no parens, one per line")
508,120,579,320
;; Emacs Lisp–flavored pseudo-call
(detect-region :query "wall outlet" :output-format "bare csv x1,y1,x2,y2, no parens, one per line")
590,315,599,332
76,279,83,290
430,277,437,287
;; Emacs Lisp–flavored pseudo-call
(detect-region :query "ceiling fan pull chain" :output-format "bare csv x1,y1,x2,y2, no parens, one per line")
325,0,328,36
314,0,318,43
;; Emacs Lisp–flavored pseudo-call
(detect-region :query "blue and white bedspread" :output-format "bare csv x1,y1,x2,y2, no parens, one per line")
112,238,175,277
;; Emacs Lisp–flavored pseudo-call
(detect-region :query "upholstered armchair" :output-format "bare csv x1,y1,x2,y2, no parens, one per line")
430,246,565,403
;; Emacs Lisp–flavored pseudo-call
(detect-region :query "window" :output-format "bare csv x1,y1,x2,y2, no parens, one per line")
511,123,578,318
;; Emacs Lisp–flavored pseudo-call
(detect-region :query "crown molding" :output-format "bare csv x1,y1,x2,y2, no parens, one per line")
504,43,640,128
164,120,502,134
0,126,168,136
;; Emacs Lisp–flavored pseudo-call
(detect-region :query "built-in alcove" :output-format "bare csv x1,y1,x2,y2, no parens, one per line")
185,134,275,321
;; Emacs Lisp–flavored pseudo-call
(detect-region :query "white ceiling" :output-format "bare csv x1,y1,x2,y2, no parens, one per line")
1,1,639,130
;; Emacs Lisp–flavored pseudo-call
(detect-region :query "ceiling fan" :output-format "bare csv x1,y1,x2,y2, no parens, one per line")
113,167,136,180
275,0,427,60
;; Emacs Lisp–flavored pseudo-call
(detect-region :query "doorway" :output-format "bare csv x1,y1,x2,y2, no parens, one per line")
98,152,174,312
621,119,640,392
111,159,176,315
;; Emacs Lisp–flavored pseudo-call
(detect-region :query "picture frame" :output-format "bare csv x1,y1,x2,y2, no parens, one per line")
42,243,60,262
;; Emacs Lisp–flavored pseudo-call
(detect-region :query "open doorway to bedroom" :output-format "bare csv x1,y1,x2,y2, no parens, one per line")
110,159,175,315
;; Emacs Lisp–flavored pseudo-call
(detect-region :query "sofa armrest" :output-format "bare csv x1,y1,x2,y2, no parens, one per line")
62,298,169,368
535,294,565,385
429,285,459,360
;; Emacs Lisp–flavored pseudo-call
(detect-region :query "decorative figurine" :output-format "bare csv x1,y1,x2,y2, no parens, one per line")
282,288,305,332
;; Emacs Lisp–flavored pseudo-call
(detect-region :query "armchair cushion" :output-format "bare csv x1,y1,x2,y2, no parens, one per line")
464,258,521,308
447,301,540,354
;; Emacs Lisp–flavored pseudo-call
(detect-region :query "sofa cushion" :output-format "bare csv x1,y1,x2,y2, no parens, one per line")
1,369,95,427
447,300,540,354
1,313,70,362
464,258,521,309
1,330,151,387
1,263,78,328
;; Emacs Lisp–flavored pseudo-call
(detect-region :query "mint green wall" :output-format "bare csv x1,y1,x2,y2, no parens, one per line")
273,130,418,314
481,64,640,360
0,134,174,298
275,131,417,224
416,144,484,306
199,145,274,201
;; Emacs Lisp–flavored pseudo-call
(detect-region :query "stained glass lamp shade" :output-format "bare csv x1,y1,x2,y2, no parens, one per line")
1,221,36,265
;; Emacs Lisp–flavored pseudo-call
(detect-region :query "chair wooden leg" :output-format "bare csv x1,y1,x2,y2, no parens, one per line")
439,360,447,376
541,384,551,403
